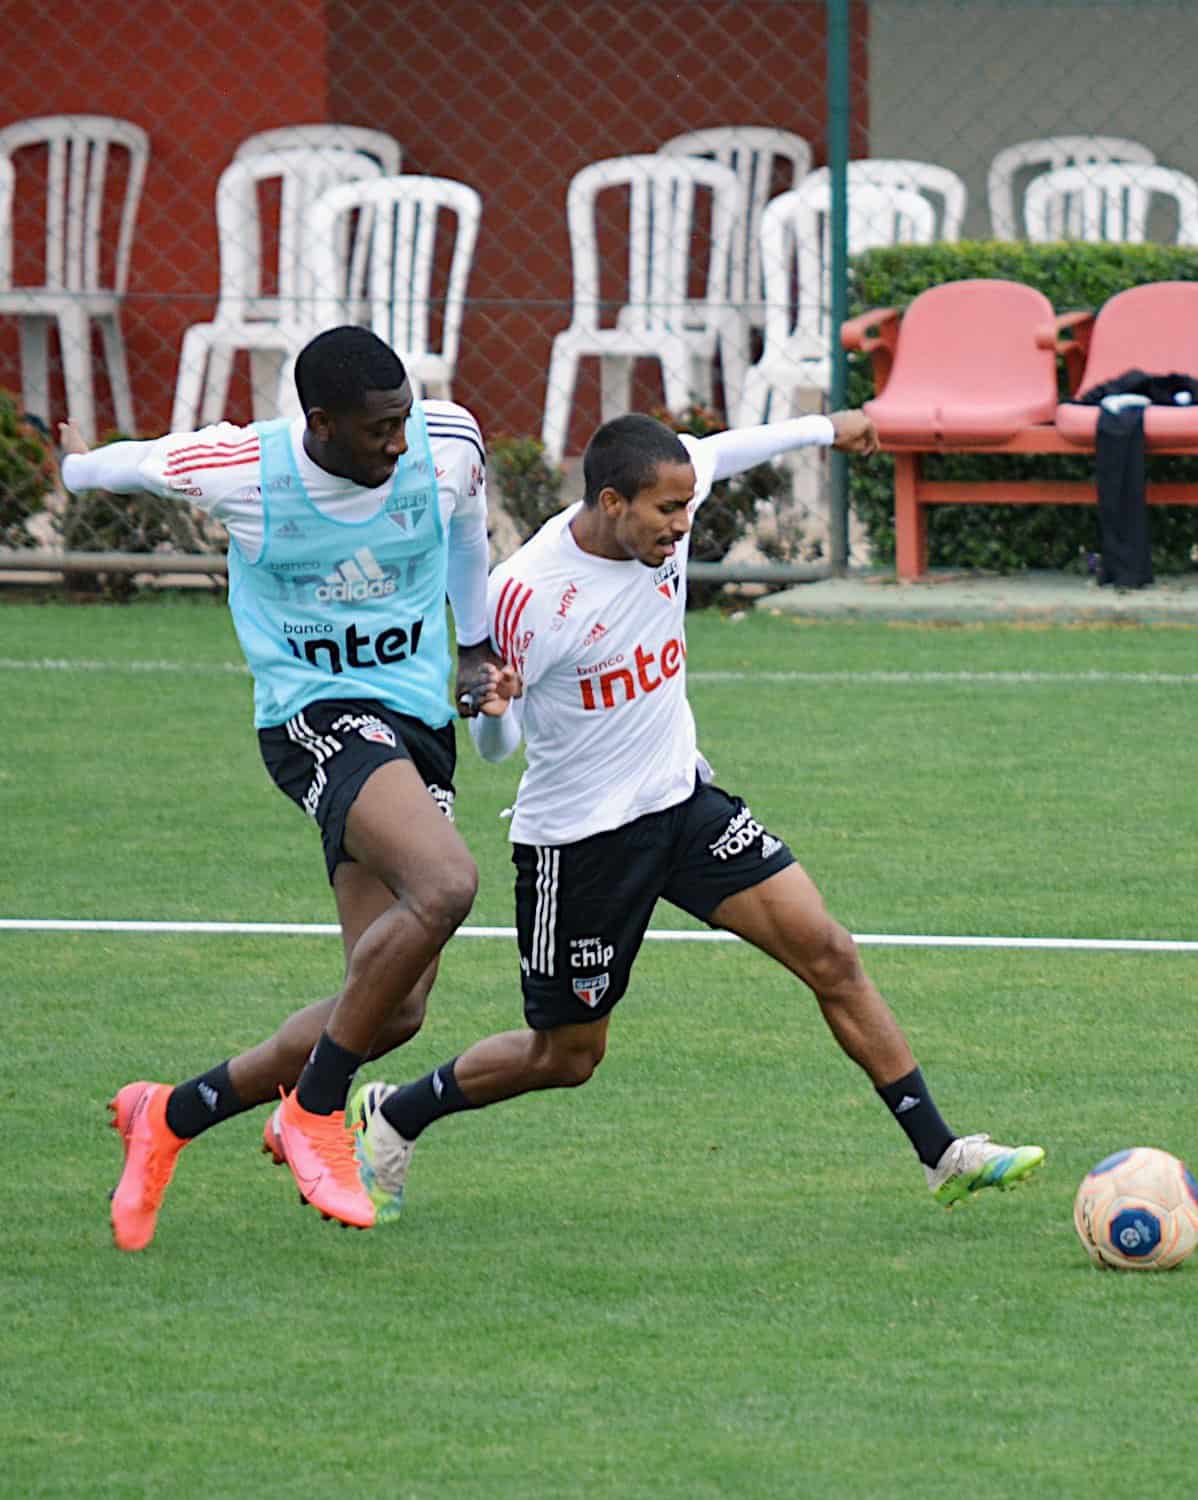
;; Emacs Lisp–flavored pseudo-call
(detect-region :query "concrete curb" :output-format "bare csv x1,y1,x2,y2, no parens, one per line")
761,570,1198,624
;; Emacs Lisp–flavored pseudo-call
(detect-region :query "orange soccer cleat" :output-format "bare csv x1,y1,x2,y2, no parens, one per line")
107,1081,189,1252
261,1104,287,1166
274,1089,374,1229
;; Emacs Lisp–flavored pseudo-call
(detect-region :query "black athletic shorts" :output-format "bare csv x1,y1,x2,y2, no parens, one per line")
259,698,456,881
514,779,795,1030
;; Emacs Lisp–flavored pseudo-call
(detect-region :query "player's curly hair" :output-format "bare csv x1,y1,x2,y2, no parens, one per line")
294,325,408,415
582,414,689,505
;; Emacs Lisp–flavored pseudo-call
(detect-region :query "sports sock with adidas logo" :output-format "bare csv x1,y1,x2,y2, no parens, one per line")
875,1066,954,1167
165,1061,246,1139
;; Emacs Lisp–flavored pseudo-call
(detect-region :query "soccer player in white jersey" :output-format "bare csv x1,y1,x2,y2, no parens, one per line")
350,409,1046,1219
59,325,508,1244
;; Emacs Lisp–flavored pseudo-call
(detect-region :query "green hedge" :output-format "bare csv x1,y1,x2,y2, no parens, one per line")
846,242,1198,573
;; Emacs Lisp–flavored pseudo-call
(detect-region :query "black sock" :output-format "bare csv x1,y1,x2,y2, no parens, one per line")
295,1031,366,1116
876,1066,955,1168
164,1061,246,1140
380,1058,475,1141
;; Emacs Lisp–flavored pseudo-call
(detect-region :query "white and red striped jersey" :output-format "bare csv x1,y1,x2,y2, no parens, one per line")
487,432,721,846
115,402,487,559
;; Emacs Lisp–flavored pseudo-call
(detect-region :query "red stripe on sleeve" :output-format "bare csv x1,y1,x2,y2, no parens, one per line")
163,452,262,478
163,438,260,476
494,577,520,656
505,589,532,662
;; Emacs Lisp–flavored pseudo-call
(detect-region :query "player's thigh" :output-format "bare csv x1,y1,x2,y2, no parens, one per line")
709,860,845,978
514,826,665,1030
343,758,477,905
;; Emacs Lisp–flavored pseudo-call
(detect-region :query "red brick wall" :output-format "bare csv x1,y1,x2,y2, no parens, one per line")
0,0,868,447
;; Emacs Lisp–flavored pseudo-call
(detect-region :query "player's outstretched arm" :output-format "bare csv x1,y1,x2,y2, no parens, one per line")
57,419,190,499
689,407,876,492
828,409,879,455
59,417,159,494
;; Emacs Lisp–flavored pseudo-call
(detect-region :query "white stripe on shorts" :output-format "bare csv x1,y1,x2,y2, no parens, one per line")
532,846,560,976
284,712,344,818
285,711,342,763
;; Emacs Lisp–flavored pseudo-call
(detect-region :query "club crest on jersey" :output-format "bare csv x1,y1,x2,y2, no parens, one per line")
652,557,680,600
384,486,435,531
358,718,397,747
572,973,610,1008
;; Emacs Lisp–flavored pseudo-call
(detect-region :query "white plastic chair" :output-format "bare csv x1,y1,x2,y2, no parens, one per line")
658,127,812,384
800,160,966,243
987,135,1155,240
541,154,741,464
279,174,481,411
170,146,382,430
0,115,149,442
234,124,402,176
737,180,937,427
0,157,14,282
1022,162,1198,246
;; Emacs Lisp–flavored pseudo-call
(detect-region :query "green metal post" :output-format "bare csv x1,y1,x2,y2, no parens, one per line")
827,0,851,572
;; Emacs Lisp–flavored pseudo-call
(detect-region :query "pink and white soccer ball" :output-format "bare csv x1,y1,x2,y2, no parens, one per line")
1073,1146,1198,1271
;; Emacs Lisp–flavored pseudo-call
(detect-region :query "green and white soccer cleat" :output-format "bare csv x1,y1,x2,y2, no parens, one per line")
926,1133,1046,1207
348,1081,414,1225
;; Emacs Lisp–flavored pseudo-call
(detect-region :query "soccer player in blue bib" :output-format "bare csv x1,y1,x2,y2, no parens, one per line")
61,325,504,1242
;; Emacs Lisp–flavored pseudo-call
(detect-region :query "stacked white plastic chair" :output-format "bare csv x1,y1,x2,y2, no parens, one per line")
541,153,741,463
276,174,481,413
1022,162,1198,245
987,135,1155,240
0,115,149,441
799,159,966,243
658,127,812,411
234,124,402,177
170,145,383,430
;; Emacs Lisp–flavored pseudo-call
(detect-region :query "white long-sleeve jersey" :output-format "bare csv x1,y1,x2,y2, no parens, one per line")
472,415,835,845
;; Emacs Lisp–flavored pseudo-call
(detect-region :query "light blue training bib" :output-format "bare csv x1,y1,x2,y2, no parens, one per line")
227,405,451,728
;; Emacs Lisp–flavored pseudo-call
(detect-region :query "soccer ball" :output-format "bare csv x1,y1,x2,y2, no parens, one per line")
1073,1147,1198,1271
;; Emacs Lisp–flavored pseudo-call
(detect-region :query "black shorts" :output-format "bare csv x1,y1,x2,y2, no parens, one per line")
259,698,457,881
513,779,795,1030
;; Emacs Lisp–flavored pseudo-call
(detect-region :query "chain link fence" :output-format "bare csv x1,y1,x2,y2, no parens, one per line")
0,0,1196,592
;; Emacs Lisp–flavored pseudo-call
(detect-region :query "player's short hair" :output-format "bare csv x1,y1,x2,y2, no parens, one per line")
582,414,689,504
294,325,408,415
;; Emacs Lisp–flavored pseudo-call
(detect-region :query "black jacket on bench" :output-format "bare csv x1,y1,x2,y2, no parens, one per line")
1070,369,1198,589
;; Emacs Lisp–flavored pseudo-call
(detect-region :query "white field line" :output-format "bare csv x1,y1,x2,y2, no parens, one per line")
1,918,1196,953
3,657,1198,686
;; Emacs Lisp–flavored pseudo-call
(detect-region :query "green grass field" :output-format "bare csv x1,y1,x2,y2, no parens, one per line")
3,597,1197,1498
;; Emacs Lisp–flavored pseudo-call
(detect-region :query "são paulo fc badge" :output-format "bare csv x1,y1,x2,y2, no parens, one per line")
357,717,397,747
572,973,610,1008
652,557,680,600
